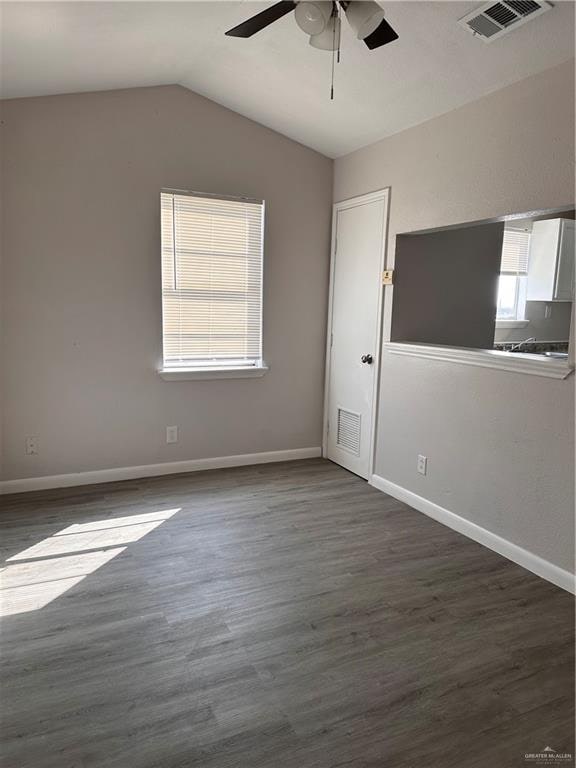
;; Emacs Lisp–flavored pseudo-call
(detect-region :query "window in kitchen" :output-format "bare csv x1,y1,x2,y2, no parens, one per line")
496,224,531,323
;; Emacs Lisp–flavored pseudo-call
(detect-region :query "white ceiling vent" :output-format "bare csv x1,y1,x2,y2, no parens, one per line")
458,1,552,42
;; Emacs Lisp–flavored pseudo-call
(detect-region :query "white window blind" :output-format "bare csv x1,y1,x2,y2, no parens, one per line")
161,190,264,369
499,226,531,275
496,224,531,321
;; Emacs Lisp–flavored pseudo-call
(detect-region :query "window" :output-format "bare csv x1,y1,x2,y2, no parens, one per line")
496,225,531,322
160,190,265,377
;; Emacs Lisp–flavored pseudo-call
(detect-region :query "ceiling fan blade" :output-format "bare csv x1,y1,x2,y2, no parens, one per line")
363,17,399,50
225,1,297,38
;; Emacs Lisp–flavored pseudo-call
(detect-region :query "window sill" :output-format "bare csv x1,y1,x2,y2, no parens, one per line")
384,342,574,380
495,319,530,329
159,365,269,381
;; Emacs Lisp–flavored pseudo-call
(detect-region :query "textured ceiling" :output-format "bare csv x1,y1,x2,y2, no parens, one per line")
1,1,574,157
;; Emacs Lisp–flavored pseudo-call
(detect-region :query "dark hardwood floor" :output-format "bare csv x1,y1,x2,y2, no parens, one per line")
0,458,574,768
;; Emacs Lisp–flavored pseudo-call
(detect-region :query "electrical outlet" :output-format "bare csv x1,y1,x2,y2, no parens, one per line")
545,304,552,319
417,454,427,475
25,436,39,456
166,426,178,444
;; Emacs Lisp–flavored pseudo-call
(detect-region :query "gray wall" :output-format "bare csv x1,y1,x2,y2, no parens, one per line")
0,85,333,480
334,60,575,572
392,224,503,348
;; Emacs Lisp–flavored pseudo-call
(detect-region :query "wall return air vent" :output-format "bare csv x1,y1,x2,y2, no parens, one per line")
458,1,552,42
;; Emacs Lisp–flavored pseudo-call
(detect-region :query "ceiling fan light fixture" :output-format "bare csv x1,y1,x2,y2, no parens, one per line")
309,15,341,49
295,1,333,35
344,0,385,40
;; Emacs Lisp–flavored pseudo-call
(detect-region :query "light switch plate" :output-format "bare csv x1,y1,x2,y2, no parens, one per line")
382,270,394,286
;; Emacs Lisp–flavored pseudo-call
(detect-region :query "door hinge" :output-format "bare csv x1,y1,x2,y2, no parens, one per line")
326,420,330,435
382,269,394,285
330,332,333,348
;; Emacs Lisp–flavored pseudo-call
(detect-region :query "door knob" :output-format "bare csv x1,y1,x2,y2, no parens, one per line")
361,354,373,364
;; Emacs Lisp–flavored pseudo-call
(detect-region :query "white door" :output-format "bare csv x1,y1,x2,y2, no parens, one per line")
324,190,388,479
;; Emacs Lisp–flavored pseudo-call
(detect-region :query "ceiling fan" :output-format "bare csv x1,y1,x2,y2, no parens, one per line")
225,1,398,52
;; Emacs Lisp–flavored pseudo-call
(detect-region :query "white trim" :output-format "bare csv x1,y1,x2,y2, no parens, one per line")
385,342,573,379
323,188,390,479
161,187,262,205
370,474,575,594
159,365,269,381
495,319,530,329
0,447,321,495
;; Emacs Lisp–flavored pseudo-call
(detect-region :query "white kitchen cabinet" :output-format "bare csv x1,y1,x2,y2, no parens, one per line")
527,218,575,302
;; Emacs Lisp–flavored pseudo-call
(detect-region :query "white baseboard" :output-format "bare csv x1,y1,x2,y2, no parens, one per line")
370,474,575,595
0,447,322,496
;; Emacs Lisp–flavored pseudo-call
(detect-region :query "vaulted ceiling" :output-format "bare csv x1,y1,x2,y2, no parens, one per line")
1,1,574,156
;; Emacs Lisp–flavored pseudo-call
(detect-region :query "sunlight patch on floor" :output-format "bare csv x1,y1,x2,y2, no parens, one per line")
0,508,181,616
7,508,182,561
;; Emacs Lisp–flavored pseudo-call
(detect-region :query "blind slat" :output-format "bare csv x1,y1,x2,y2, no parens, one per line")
161,191,264,367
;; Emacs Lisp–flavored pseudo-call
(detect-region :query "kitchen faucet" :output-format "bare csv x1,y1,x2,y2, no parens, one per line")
509,337,536,352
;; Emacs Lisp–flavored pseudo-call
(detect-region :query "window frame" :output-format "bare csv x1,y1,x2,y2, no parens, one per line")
495,226,531,328
158,188,268,381
386,205,575,380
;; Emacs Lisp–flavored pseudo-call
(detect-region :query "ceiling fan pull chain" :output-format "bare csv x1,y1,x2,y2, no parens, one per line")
337,2,341,63
330,43,335,99
330,2,337,100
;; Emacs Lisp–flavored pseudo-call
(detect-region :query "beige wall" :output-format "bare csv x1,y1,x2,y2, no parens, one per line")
334,60,575,572
0,85,333,480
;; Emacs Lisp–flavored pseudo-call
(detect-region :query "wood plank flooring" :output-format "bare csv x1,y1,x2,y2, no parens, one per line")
0,458,574,768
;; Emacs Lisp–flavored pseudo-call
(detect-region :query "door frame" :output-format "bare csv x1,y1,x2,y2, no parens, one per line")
322,188,390,479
